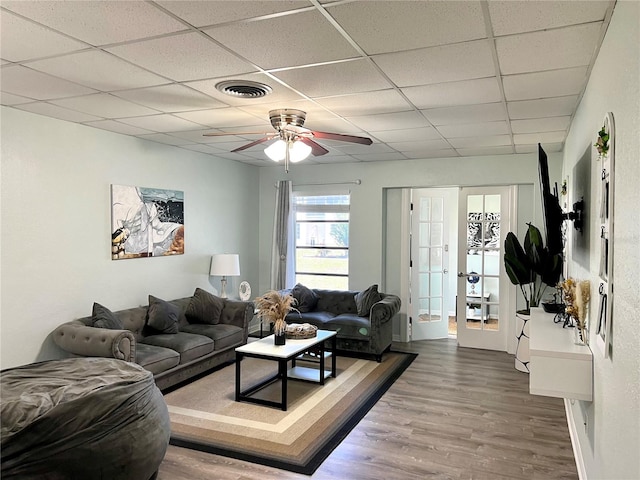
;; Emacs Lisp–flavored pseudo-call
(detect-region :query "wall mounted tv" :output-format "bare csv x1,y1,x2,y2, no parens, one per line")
538,143,564,256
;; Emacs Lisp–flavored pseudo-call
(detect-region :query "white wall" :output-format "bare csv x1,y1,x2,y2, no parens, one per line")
561,1,640,478
0,107,260,369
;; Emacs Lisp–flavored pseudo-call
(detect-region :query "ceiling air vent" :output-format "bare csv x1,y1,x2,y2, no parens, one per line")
215,80,273,98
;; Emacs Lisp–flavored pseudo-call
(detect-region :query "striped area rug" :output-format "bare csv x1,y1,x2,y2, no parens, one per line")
165,351,416,475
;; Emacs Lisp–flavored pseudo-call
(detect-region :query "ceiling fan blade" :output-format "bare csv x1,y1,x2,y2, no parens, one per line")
203,131,268,137
231,137,272,152
300,137,329,156
311,131,373,145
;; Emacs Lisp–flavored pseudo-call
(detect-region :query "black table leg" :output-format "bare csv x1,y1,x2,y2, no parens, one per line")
279,359,287,411
235,352,243,402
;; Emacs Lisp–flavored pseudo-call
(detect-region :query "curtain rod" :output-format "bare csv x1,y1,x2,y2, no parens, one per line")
275,179,361,188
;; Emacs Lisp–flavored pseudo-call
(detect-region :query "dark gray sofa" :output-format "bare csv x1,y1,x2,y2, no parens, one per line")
53,289,254,390
284,285,401,362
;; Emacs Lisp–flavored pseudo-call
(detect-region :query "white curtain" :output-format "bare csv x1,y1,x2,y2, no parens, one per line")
271,180,292,290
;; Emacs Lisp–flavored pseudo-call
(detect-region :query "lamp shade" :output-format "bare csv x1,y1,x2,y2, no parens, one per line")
209,254,240,276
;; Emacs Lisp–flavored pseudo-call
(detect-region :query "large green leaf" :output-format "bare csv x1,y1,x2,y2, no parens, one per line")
504,231,532,285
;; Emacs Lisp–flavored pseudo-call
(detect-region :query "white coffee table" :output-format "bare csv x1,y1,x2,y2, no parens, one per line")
235,329,337,411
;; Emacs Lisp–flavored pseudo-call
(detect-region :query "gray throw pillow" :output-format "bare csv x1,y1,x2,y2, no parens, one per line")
147,295,179,334
185,288,224,325
354,285,383,317
92,302,123,330
291,283,318,313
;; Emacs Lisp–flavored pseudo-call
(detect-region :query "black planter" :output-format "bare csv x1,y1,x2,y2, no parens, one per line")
274,332,286,345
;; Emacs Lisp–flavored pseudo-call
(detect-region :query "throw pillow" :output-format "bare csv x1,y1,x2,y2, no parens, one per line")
185,288,224,325
291,283,319,313
92,302,123,330
354,284,383,317
147,295,179,334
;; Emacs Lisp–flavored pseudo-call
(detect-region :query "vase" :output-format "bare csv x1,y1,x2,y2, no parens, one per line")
514,311,530,373
274,332,286,345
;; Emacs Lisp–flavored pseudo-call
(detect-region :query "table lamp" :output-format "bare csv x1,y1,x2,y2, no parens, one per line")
210,254,240,298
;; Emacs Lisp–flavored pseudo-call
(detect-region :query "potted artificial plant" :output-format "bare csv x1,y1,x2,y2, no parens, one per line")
504,223,563,314
504,223,563,373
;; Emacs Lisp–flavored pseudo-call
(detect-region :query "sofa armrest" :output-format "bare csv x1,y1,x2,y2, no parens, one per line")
219,301,255,340
53,322,136,362
370,294,402,325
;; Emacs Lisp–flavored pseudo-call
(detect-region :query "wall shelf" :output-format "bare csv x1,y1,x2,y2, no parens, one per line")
529,307,593,401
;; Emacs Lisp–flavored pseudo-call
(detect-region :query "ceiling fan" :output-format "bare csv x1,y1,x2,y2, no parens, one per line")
203,109,373,172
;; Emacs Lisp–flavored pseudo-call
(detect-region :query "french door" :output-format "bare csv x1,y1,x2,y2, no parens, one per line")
456,186,512,351
409,189,455,341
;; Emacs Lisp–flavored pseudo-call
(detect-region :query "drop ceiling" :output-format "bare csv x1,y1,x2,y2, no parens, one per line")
0,0,614,166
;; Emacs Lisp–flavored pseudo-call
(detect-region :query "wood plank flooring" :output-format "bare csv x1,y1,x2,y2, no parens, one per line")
158,339,578,480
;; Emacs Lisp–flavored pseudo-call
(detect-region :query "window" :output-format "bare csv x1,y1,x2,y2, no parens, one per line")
293,194,349,289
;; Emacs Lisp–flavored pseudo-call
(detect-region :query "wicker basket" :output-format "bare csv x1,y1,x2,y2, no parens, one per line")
285,323,318,339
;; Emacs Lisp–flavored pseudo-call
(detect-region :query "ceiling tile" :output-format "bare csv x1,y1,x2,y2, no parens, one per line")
84,120,155,136
308,154,355,165
488,0,610,36
511,116,571,134
0,10,88,62
1,1,187,45
50,93,159,118
353,152,407,162
272,59,393,98
113,84,224,113
374,40,495,87
369,126,442,143
503,67,588,101
515,142,563,153
15,102,102,122
437,121,510,138
117,114,204,132
314,89,412,117
326,1,486,54
1,65,97,99
204,10,358,69
107,33,256,82
333,142,396,155
507,96,579,119
175,107,266,129
513,131,566,144
496,23,603,75
136,133,195,146
388,139,451,151
423,103,507,125
156,1,309,27
165,129,241,144
402,77,502,109
449,135,512,148
402,149,458,159
456,146,515,156
180,144,228,155
186,72,305,106
1,92,34,105
27,51,168,91
346,111,430,132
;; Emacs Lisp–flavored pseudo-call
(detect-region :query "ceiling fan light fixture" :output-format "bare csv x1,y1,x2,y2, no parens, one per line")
264,139,286,162
289,140,312,163
264,139,312,163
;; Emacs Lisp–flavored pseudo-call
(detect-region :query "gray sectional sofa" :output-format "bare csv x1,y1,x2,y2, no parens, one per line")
53,288,254,390
284,284,401,362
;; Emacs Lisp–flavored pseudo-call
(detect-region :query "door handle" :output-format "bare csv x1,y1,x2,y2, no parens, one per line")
458,272,472,277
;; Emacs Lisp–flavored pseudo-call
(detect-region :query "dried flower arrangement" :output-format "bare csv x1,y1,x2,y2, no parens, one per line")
594,125,610,158
254,290,298,336
560,278,591,343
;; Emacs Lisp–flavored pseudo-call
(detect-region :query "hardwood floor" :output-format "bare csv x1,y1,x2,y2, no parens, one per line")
158,339,578,480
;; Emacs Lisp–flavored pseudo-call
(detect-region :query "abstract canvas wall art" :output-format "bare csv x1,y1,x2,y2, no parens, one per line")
111,184,184,260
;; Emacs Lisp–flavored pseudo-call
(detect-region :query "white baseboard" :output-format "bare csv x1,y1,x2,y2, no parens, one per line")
565,398,587,480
